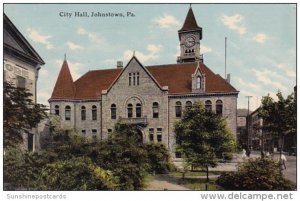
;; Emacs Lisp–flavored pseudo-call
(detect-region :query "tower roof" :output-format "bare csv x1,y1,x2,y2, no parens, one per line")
179,7,201,32
51,59,76,99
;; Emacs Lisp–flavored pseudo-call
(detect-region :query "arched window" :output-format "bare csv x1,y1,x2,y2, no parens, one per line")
152,102,159,118
175,101,182,118
92,105,97,120
81,106,86,120
111,104,116,119
196,76,201,89
136,103,142,118
205,100,212,112
65,105,71,120
127,103,133,118
186,101,192,110
216,100,223,115
55,105,59,116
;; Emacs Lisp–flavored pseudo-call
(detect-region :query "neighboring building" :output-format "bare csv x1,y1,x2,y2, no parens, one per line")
3,13,45,151
249,108,263,151
236,109,248,148
49,7,239,159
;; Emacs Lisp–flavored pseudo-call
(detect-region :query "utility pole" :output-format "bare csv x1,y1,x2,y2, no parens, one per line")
246,96,252,155
225,37,227,79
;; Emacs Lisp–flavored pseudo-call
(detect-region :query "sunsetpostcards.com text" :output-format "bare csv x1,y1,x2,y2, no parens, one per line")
200,192,294,201
6,193,66,200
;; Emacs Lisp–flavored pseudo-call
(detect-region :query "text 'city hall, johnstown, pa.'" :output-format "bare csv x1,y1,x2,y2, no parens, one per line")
49,7,239,159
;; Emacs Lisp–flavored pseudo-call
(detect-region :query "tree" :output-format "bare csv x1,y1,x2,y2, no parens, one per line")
259,91,296,172
175,101,236,182
3,82,48,148
217,158,296,190
39,157,119,190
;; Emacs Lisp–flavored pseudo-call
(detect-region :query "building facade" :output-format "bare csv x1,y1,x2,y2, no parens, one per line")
49,7,239,158
4,14,45,151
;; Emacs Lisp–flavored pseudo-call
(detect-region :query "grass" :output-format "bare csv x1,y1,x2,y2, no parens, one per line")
180,178,224,190
169,170,224,178
146,170,225,190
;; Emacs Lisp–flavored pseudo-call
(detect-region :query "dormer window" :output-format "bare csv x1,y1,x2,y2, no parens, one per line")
196,76,201,89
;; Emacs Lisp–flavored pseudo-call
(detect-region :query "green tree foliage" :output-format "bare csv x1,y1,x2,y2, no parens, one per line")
174,101,236,181
4,115,172,190
217,158,296,190
145,143,172,174
259,92,296,168
3,82,48,147
39,157,118,190
4,147,47,190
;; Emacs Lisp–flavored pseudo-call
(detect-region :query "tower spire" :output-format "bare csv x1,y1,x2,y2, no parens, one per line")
64,53,66,61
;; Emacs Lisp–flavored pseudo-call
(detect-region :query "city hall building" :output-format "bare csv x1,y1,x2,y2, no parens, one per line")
49,7,239,158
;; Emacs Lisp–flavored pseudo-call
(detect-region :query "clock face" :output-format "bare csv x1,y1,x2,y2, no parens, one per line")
184,36,195,48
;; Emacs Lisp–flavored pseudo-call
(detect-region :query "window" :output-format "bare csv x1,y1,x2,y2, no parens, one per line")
127,103,133,118
152,102,159,118
149,128,154,142
92,105,97,120
28,133,34,151
111,104,117,119
137,72,140,85
205,100,212,112
136,103,142,118
81,106,86,120
55,105,59,115
92,129,97,139
129,73,132,86
16,75,26,88
186,101,192,110
133,73,136,85
108,129,112,135
175,152,182,158
65,106,71,120
157,128,162,142
175,101,182,118
196,76,201,89
81,130,86,136
216,100,223,115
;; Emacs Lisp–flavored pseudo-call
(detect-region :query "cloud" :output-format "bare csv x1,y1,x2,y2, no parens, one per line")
123,44,163,63
276,63,296,78
153,14,180,28
237,78,261,92
66,41,84,50
55,60,83,80
252,69,287,91
77,27,103,44
221,14,247,35
253,33,267,44
27,28,54,49
201,45,212,54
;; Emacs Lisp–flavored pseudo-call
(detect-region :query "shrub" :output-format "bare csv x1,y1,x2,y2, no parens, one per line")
145,143,172,174
39,157,118,190
217,158,296,190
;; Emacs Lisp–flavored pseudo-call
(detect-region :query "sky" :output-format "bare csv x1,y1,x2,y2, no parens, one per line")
3,3,296,111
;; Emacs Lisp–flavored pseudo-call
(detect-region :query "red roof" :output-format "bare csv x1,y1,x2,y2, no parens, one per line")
49,61,237,101
179,7,201,32
51,60,76,99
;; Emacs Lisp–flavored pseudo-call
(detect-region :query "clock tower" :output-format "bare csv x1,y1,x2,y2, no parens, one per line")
177,6,203,63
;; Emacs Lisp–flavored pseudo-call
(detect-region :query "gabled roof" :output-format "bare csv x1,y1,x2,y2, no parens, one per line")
3,13,45,66
51,60,76,99
147,62,237,94
49,60,238,101
178,7,201,32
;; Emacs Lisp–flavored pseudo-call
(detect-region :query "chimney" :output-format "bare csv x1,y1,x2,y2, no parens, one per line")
117,61,123,68
226,73,230,83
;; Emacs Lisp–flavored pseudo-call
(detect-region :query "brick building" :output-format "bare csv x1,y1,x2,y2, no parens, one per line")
4,14,45,151
49,7,239,158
